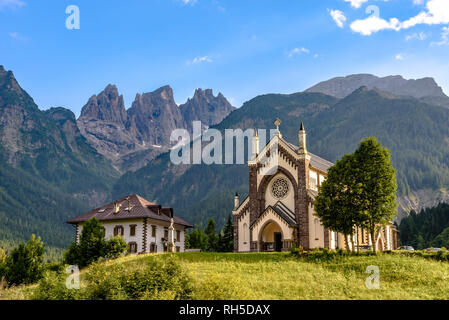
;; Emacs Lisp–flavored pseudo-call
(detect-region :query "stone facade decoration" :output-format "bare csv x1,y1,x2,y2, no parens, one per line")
233,120,399,252
67,194,193,254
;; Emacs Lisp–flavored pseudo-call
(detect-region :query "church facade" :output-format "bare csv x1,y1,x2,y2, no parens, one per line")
232,119,399,252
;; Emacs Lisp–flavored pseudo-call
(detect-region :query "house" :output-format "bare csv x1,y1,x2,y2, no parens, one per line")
232,119,399,252
67,194,193,254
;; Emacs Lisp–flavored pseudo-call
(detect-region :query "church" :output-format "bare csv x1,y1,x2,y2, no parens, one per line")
232,119,399,252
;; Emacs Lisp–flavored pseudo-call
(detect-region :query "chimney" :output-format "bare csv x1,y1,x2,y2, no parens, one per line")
114,202,120,214
298,121,307,155
234,193,240,210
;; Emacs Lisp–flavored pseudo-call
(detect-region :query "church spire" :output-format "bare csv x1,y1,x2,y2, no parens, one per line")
252,128,260,160
298,121,307,154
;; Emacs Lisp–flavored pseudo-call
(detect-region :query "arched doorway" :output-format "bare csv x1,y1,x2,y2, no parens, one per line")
376,237,384,252
259,221,283,252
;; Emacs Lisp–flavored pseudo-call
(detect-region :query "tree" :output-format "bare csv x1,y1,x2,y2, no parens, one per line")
185,227,208,251
5,235,45,285
354,137,397,253
0,248,8,283
221,215,234,252
105,236,128,259
314,154,360,252
64,218,107,268
204,218,218,252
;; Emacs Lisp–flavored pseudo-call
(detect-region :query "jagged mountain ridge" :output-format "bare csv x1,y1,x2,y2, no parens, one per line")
0,66,120,248
77,85,235,172
306,74,449,108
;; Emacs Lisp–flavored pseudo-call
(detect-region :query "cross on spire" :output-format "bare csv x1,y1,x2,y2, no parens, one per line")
274,117,282,138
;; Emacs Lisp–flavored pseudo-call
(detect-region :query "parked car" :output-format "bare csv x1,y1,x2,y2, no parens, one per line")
398,246,415,251
358,245,373,252
425,248,441,253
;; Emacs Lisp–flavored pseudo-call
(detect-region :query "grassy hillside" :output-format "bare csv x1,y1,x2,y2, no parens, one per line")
2,252,449,300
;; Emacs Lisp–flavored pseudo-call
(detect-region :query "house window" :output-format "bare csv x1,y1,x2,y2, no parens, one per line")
163,245,168,253
310,171,318,191
176,230,181,242
176,246,181,253
243,223,248,242
130,225,136,237
114,226,124,237
101,227,106,237
152,225,157,237
128,242,138,254
164,228,168,239
150,243,157,253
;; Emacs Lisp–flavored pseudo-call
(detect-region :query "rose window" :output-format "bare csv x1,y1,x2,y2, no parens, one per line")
271,178,290,199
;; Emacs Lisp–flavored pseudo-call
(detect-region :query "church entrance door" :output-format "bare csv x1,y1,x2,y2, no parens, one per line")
274,233,282,252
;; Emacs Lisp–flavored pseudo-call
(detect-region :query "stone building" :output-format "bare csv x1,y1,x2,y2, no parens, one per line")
232,119,399,252
67,194,193,254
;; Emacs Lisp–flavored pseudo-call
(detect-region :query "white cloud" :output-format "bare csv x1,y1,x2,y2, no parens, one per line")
351,16,401,36
186,55,213,66
9,31,28,41
413,0,425,5
344,0,369,9
287,47,310,57
0,0,25,10
395,53,404,60
431,26,449,45
405,32,427,41
350,0,449,36
329,9,347,28
178,0,197,5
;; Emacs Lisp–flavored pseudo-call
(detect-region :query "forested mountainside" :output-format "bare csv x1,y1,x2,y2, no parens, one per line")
0,66,119,249
113,87,449,227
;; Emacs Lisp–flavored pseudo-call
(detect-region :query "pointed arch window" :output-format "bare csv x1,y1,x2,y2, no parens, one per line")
314,219,320,241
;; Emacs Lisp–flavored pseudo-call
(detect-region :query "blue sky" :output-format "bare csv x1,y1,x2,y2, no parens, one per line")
1,0,449,116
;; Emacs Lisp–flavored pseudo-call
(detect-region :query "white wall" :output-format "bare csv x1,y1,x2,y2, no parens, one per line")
77,218,187,254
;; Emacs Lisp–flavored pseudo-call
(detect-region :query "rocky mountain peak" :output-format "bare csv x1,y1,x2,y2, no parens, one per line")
79,84,127,124
307,74,446,97
180,88,235,128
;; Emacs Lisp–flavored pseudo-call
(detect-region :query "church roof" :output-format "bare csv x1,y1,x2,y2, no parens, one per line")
67,194,193,227
285,142,334,172
251,201,297,228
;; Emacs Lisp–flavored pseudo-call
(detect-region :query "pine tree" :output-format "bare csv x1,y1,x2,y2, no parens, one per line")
205,218,218,252
222,215,234,252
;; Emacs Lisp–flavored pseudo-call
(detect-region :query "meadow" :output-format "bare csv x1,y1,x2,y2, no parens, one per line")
1,251,449,300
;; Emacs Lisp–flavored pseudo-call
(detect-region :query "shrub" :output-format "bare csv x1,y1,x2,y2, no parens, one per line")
32,270,83,300
64,219,128,268
105,236,128,260
6,235,45,286
33,256,194,300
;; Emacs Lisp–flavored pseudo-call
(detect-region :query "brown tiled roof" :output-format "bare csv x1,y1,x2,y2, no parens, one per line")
67,194,193,228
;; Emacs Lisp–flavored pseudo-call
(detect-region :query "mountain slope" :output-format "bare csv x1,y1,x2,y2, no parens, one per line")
112,87,449,227
0,66,119,248
306,74,449,108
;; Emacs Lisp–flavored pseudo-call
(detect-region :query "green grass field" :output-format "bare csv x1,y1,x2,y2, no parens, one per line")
1,252,449,300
